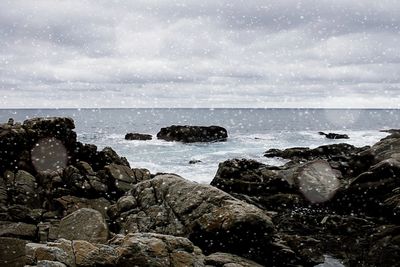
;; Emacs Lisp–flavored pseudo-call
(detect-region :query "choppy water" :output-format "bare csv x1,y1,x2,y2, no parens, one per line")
1,108,397,183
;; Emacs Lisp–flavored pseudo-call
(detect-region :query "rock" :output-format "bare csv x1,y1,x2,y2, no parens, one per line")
125,133,152,140
205,252,264,267
264,143,364,162
54,196,111,218
58,208,108,243
380,129,400,134
0,237,27,267
111,233,205,267
36,260,67,267
333,158,400,216
72,240,117,266
211,159,306,211
157,125,228,143
10,170,40,208
0,221,37,240
294,160,341,203
26,239,75,267
114,174,275,264
26,233,205,267
318,132,349,139
366,225,400,266
104,164,151,193
189,160,202,164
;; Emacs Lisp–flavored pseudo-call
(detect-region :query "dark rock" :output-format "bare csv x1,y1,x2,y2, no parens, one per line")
0,237,27,267
189,160,202,164
125,133,152,140
0,221,37,240
380,129,400,134
157,125,228,143
54,195,111,218
58,208,109,243
318,131,349,139
104,163,151,194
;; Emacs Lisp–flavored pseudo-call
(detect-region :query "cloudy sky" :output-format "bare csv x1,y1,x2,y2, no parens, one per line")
1,0,400,108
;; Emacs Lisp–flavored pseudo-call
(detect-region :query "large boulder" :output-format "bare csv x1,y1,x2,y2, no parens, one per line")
157,125,228,143
112,174,275,264
58,208,108,243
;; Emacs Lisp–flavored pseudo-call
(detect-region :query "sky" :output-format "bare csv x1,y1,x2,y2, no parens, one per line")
1,0,400,108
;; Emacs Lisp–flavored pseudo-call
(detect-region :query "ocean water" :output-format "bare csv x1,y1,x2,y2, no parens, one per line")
1,108,398,184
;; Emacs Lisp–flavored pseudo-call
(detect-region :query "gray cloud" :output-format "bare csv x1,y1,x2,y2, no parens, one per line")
0,0,400,108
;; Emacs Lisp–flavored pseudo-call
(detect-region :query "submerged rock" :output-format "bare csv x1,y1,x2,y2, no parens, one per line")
124,133,152,140
157,125,228,143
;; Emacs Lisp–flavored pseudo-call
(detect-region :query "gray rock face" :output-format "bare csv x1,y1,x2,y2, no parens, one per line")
58,208,108,243
125,133,152,140
157,125,228,143
295,160,341,203
113,174,274,262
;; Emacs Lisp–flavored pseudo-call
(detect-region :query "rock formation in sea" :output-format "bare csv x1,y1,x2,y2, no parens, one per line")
124,133,152,140
157,125,228,142
1,117,399,267
318,131,350,139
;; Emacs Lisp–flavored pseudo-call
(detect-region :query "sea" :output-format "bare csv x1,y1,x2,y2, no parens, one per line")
1,108,398,184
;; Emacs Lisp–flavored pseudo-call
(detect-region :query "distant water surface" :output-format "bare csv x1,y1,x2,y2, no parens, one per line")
1,108,398,183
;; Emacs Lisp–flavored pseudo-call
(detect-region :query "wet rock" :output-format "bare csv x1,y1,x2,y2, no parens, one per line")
58,208,108,243
318,131,349,139
189,160,202,164
125,133,152,140
0,237,27,267
115,174,275,264
366,225,400,266
205,252,264,267
332,158,400,218
157,125,228,143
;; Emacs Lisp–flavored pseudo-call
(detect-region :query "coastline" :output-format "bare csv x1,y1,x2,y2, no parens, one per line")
0,117,399,266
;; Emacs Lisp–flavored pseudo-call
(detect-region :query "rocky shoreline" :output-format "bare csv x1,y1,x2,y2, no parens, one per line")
0,117,399,266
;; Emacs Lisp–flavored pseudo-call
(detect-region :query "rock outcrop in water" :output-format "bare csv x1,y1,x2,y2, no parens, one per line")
157,125,228,142
1,117,400,267
124,132,152,140
318,131,349,139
